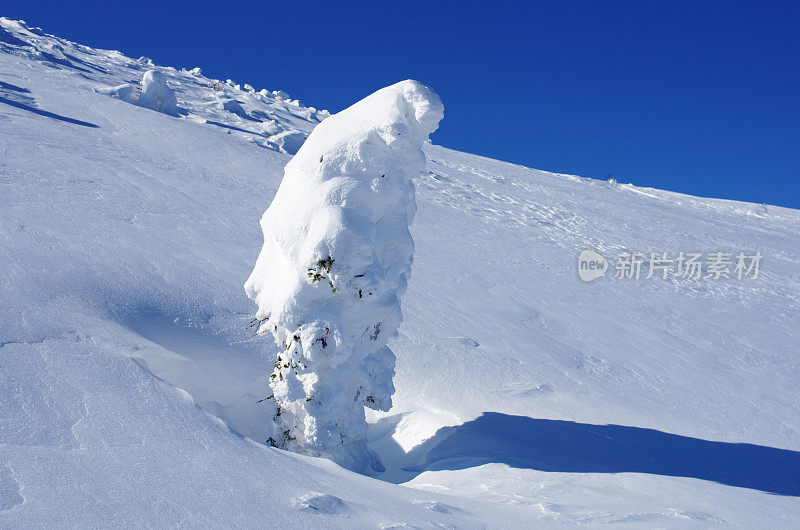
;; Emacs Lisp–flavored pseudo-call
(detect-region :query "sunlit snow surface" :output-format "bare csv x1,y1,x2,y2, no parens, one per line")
1,18,799,527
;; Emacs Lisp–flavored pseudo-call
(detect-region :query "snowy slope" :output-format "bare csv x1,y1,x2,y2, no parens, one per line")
2,18,799,527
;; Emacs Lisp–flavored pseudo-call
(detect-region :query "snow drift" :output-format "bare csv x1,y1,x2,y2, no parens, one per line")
268,129,307,155
245,80,444,473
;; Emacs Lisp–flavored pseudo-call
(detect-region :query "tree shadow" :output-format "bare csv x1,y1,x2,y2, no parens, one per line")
0,80,31,93
394,412,800,496
0,96,99,128
204,120,258,134
0,27,29,47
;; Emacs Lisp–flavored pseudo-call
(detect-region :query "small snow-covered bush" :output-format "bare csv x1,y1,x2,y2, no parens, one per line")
245,80,443,472
137,70,178,116
98,69,178,116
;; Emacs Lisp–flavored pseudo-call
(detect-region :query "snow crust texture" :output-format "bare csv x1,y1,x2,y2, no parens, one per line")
245,80,444,473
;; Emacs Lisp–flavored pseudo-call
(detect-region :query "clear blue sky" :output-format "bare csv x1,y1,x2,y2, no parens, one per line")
7,1,799,208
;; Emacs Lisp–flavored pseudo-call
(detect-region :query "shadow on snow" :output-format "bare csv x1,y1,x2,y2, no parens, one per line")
389,412,800,497
0,95,99,127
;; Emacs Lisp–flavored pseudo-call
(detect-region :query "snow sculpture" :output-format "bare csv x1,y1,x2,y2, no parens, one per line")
245,80,443,473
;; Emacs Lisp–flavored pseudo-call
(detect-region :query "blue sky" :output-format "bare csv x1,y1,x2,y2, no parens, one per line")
7,1,799,208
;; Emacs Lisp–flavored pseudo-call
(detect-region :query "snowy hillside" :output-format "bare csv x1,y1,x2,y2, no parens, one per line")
2,18,799,527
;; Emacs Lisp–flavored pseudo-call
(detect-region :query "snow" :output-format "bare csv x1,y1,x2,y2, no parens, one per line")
137,69,179,116
220,97,248,118
99,69,179,116
268,129,307,154
244,80,443,473
1,17,800,528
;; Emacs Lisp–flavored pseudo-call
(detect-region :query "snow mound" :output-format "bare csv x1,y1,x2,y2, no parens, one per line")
220,98,249,119
267,129,307,154
99,69,178,116
245,80,444,473
295,492,350,516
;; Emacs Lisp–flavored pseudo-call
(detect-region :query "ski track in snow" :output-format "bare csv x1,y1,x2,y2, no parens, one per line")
2,17,800,527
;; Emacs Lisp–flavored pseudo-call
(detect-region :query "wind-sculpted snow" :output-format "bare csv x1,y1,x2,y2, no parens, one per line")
0,17,323,150
2,17,800,528
245,80,443,473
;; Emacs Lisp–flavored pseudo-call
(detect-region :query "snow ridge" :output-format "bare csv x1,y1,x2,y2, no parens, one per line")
0,17,327,152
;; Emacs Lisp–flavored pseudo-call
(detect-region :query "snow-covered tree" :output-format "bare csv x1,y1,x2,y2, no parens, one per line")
98,69,178,116
245,80,443,473
137,70,178,116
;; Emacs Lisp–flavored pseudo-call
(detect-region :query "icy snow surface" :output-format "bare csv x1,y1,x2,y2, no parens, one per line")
1,17,799,528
